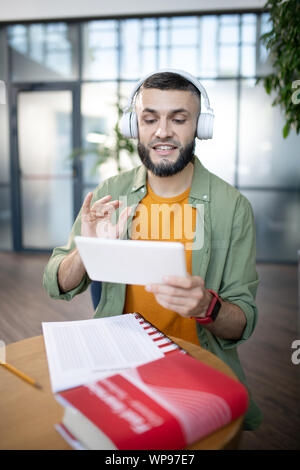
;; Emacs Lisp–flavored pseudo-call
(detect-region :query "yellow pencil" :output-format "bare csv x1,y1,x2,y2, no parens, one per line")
0,360,42,389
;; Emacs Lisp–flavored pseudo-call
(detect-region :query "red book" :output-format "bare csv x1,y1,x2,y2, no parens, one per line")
56,350,248,450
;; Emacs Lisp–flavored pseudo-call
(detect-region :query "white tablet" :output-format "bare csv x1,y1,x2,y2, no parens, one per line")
75,236,187,285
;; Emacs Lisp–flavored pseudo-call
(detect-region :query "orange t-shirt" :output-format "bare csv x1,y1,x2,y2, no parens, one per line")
123,182,200,345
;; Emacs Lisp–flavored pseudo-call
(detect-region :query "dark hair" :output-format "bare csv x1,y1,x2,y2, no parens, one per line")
137,72,201,101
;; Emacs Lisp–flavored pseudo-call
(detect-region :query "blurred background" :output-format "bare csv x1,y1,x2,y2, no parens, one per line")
0,0,299,261
0,0,299,450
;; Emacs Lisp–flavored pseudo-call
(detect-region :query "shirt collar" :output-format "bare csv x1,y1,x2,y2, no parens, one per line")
130,155,210,202
189,156,211,203
130,164,147,193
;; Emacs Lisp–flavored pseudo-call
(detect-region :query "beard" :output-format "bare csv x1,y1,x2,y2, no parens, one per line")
137,139,195,177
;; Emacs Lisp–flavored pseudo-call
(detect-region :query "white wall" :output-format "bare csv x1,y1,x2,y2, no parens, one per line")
0,0,266,22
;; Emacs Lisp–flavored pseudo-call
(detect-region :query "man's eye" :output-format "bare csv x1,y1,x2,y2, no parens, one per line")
173,119,186,124
144,119,156,124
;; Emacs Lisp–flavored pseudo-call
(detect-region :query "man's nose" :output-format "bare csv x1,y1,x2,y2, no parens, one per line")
154,119,173,139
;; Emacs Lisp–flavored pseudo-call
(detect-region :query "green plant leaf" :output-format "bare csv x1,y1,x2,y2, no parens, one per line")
258,0,300,138
282,121,290,139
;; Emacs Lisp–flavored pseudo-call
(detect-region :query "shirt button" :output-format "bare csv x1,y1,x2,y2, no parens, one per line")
141,188,145,193
203,194,208,200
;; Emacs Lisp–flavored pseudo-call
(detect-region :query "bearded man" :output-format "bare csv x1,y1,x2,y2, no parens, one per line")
43,70,263,431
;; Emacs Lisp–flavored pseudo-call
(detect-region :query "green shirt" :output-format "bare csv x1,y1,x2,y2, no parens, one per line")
43,157,263,430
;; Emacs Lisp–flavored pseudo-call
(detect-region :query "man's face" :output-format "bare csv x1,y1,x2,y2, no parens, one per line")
135,88,200,177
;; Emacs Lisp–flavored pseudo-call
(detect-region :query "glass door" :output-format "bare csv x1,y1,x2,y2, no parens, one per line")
11,85,80,250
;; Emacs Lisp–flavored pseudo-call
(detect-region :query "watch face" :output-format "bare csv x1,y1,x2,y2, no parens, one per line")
210,299,222,321
195,292,222,324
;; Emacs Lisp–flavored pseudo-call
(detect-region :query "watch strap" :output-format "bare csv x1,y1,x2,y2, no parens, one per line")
195,289,221,324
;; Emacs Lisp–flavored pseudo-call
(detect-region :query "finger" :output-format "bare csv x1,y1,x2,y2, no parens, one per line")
90,196,115,211
158,294,201,314
146,283,191,298
99,194,112,203
91,200,121,217
149,284,205,302
81,192,93,216
162,275,204,290
89,194,112,211
155,293,189,307
154,295,190,317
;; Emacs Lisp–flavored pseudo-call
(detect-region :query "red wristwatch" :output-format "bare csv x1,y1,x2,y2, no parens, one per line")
195,290,222,324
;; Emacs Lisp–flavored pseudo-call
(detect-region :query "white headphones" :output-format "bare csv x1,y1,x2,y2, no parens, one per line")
120,68,214,140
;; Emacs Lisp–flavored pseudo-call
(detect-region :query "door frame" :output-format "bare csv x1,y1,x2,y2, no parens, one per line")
9,82,82,252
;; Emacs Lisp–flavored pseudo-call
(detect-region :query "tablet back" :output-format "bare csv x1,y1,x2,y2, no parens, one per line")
75,236,187,285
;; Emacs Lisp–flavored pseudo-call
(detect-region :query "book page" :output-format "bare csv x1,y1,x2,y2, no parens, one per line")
42,314,164,393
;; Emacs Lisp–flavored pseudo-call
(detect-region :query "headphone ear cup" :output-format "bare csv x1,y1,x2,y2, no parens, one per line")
119,112,132,139
197,113,214,140
120,111,138,139
129,112,138,139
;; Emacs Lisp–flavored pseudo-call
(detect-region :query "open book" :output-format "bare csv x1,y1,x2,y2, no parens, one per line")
42,313,180,393
55,350,248,450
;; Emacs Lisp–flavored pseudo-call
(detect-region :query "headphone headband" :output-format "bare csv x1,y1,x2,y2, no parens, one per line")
120,68,214,140
124,68,213,115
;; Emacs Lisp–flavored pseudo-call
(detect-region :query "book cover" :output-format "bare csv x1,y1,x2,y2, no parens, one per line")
56,350,248,450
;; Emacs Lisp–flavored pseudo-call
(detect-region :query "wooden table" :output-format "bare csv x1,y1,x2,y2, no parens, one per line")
0,335,244,450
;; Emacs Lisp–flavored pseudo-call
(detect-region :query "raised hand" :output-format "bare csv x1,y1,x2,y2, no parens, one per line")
81,192,132,239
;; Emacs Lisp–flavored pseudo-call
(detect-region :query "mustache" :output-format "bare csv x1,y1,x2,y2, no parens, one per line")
149,139,181,148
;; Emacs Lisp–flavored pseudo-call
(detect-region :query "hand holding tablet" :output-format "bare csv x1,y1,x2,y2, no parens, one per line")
77,193,187,285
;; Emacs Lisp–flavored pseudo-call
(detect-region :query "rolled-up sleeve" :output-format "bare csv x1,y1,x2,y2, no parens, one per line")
216,194,259,349
43,207,91,301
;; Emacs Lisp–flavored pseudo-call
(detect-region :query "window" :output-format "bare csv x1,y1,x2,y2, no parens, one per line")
0,27,12,250
82,20,118,80
7,22,78,81
3,13,300,261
